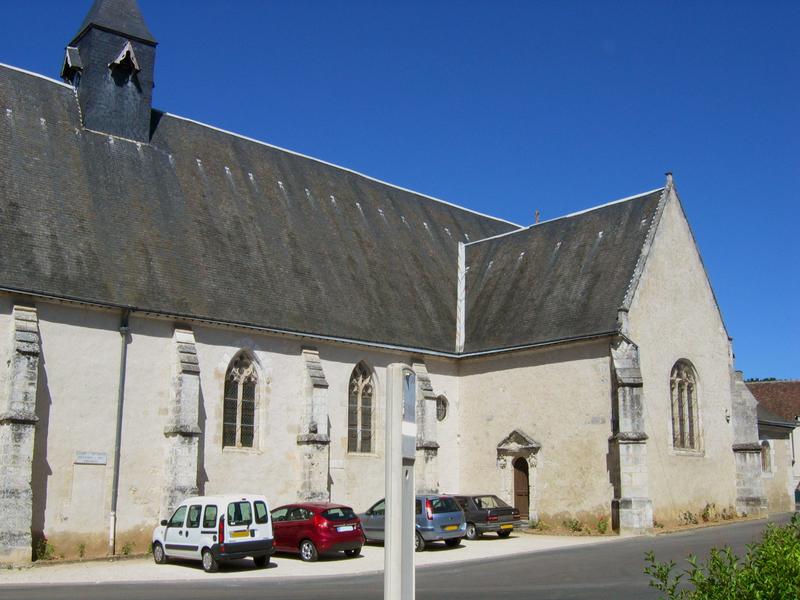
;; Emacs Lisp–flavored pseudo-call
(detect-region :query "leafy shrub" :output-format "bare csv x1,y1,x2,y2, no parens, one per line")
597,518,609,534
77,542,86,559
121,542,134,556
33,536,56,561
644,514,800,599
679,511,699,526
701,503,719,523
564,518,583,532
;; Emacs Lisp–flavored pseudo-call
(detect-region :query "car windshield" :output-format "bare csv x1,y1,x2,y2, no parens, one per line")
227,501,253,526
431,497,461,514
322,507,357,521
474,495,508,509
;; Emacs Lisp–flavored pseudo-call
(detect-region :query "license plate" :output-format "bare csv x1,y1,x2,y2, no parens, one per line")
231,530,250,538
336,525,355,532
443,525,458,531
500,524,513,529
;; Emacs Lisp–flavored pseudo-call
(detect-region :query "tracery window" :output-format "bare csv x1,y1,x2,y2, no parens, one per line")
223,352,258,448
348,363,374,453
670,361,701,450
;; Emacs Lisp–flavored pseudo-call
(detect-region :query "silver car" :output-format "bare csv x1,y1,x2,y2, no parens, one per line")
359,494,466,551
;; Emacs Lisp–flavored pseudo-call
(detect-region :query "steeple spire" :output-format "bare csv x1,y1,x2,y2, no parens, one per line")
71,0,156,46
63,0,158,143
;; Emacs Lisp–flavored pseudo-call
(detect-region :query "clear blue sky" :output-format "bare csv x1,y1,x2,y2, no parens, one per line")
2,1,798,378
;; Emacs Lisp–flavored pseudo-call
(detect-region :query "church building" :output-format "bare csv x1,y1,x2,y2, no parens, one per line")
0,0,781,563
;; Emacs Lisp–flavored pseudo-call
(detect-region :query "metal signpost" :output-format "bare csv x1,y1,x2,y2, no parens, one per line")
384,363,416,600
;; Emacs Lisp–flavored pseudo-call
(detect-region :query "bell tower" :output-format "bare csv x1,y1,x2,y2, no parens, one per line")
62,0,157,143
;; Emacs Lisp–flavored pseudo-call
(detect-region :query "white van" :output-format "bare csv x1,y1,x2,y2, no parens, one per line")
152,494,274,572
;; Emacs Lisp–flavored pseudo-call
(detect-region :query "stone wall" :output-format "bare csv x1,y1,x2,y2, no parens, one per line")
458,339,615,527
627,189,738,524
10,295,462,560
760,434,795,513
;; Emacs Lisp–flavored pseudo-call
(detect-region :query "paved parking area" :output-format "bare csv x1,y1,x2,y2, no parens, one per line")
1,533,618,585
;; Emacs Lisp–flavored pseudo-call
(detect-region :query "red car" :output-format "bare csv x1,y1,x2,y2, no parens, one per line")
270,502,364,562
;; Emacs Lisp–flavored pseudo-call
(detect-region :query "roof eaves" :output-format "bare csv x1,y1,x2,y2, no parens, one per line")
0,62,73,89
161,112,522,229
464,186,665,248
620,184,670,310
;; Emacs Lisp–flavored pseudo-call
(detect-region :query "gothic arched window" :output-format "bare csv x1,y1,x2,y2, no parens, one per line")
223,352,258,448
348,363,374,453
670,361,700,450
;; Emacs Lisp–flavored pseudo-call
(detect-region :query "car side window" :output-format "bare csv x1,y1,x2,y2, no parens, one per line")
168,505,187,528
454,497,467,510
254,501,269,524
203,505,218,528
370,500,385,516
271,507,288,522
415,500,421,515
186,504,202,528
298,508,312,520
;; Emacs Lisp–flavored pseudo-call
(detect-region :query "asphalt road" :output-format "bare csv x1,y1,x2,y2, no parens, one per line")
2,514,792,600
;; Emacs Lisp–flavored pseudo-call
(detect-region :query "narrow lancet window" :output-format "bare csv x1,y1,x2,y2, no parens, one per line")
670,361,700,450
348,363,374,453
223,353,258,448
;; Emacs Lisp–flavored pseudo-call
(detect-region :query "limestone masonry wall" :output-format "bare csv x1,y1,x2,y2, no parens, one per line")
628,191,738,525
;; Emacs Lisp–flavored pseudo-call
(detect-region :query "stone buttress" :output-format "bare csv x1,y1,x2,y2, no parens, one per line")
297,348,330,501
730,370,766,515
412,361,439,494
162,328,202,518
0,305,40,563
610,335,654,533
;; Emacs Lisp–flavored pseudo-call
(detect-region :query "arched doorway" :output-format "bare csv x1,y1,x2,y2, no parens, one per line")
513,457,530,519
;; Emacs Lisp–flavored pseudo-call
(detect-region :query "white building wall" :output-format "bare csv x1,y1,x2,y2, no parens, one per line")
458,339,615,525
628,192,738,524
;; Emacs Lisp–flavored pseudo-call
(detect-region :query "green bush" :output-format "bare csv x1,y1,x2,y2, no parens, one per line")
597,518,609,534
32,536,56,561
564,518,583,532
644,514,800,599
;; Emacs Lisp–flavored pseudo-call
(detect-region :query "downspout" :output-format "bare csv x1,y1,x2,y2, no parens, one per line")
108,308,131,556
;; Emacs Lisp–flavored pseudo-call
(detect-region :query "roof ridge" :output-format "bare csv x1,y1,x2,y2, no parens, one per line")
160,112,523,229
0,62,73,89
464,186,665,247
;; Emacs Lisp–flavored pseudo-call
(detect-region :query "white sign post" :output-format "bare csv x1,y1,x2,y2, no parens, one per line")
384,363,416,600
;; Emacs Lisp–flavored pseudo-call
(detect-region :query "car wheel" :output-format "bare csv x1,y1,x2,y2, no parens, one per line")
414,532,425,552
465,523,479,540
253,555,269,568
345,548,361,558
202,549,219,573
445,537,462,548
497,530,512,538
299,539,319,562
152,542,167,565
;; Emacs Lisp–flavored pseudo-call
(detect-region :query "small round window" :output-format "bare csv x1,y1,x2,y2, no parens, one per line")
436,395,448,422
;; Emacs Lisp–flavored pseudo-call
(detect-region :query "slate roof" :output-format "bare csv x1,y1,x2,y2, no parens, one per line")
0,64,518,353
71,0,156,45
756,404,796,429
748,381,800,422
464,189,665,353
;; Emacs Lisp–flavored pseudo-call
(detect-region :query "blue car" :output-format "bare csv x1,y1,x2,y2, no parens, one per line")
359,494,466,551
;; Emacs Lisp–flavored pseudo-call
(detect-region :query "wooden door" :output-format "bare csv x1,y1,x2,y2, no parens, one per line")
513,457,530,519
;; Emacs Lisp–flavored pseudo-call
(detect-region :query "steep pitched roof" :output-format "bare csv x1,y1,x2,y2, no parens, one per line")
463,189,665,353
748,381,800,422
71,0,156,45
0,64,516,353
